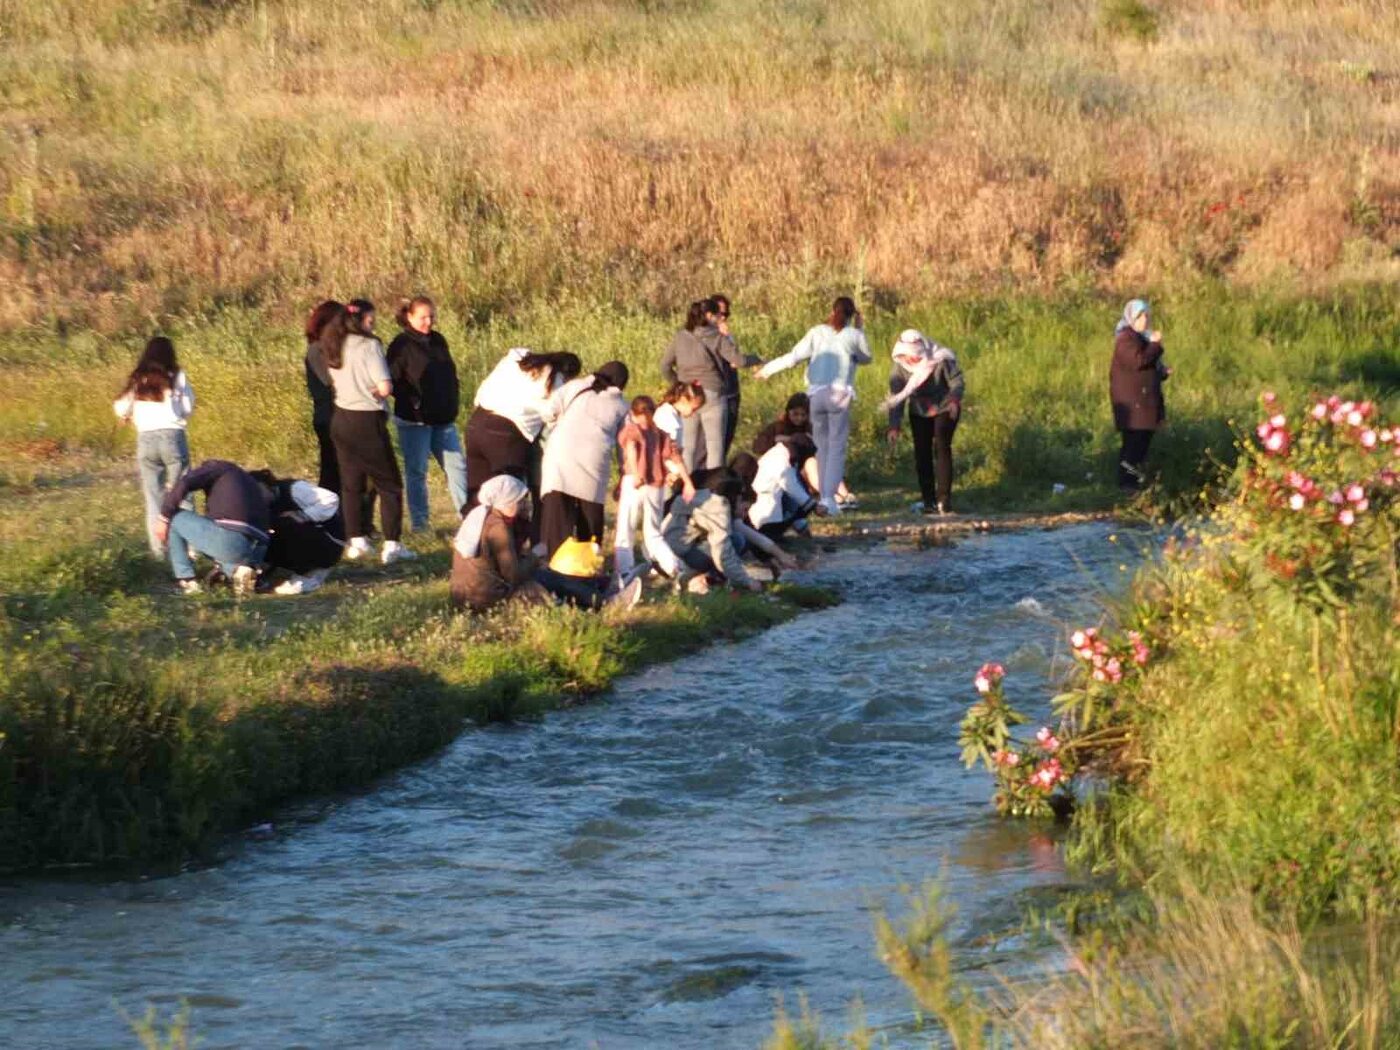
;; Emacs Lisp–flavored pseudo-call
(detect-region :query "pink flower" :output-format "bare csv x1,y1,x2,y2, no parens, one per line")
1256,422,1272,440
1070,630,1087,649
1338,508,1356,527
1269,413,1287,428
1326,396,1341,410
1357,401,1374,418
973,662,1006,694
974,675,992,695
1355,498,1369,513
1262,390,1277,403
992,749,1020,768
1263,429,1289,454
1030,759,1065,791
1380,470,1397,487
1360,430,1378,449
1381,429,1394,443
1035,726,1061,752
1345,483,1366,504
1328,490,1345,506
1311,402,1329,421
1105,658,1124,683
1288,493,1306,511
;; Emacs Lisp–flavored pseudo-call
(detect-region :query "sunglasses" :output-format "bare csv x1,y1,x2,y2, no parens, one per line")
717,310,730,319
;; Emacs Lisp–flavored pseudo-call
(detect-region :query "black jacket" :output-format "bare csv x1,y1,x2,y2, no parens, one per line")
387,330,461,426
305,343,335,427
264,480,345,574
887,356,965,428
160,460,272,541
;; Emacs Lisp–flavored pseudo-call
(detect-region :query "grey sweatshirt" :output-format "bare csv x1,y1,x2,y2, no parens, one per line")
662,489,755,588
660,325,741,392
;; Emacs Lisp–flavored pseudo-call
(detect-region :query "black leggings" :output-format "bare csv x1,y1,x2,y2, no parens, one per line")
330,409,403,542
911,411,958,509
316,416,377,531
1118,429,1154,490
465,409,532,509
539,492,604,560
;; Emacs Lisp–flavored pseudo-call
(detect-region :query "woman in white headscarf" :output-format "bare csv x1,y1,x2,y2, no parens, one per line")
882,329,964,515
450,475,638,612
1109,298,1166,491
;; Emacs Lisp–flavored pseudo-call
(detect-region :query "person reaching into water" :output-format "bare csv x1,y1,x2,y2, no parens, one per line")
466,348,581,512
322,299,415,564
614,394,695,583
754,296,872,514
113,336,195,558
450,475,640,613
660,298,741,471
662,466,762,593
386,295,468,529
882,329,965,515
539,361,631,558
747,433,825,540
1109,298,1168,492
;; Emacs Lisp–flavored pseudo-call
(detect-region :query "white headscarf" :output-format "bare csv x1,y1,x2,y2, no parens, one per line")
453,476,529,558
1116,299,1150,336
881,329,958,411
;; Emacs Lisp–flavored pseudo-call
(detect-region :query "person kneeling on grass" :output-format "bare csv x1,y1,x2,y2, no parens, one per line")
156,459,272,596
662,468,763,594
249,471,344,595
450,476,641,614
747,434,825,540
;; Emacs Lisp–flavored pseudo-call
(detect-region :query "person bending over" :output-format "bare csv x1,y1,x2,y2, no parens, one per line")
156,459,271,596
662,469,762,593
747,434,824,540
883,329,965,515
249,471,344,596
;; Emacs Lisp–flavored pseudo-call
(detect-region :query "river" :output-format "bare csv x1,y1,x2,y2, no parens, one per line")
2,522,1136,1049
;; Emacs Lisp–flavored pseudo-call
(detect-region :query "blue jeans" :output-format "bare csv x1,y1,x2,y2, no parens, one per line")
396,421,469,530
167,511,267,581
136,429,190,556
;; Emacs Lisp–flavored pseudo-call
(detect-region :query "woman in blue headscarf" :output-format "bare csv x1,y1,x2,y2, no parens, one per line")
1109,298,1167,491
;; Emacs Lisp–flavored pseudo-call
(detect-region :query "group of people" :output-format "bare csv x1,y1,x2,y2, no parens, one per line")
113,292,1168,605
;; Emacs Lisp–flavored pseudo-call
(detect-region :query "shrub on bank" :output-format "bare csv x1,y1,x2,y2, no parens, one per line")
962,390,1400,918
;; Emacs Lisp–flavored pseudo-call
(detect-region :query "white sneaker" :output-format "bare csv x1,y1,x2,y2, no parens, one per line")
273,570,330,596
381,540,417,565
344,536,373,560
175,578,202,596
232,565,258,596
820,498,842,516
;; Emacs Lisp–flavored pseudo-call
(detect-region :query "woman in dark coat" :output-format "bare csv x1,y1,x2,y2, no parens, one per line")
1109,298,1167,491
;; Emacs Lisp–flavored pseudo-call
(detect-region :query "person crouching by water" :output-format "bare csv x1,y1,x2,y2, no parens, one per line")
882,329,964,515
155,459,270,596
661,467,762,594
747,433,824,540
386,295,468,530
450,476,641,612
1110,298,1167,492
322,299,416,565
539,361,631,559
614,395,695,583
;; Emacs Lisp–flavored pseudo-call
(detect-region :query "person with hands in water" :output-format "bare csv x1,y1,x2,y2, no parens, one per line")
753,296,872,515
1109,298,1168,492
882,329,965,516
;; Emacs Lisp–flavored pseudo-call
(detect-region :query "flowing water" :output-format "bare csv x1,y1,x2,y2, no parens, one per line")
2,523,1139,1049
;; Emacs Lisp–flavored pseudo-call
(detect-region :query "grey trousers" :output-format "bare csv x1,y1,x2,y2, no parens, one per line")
682,389,727,471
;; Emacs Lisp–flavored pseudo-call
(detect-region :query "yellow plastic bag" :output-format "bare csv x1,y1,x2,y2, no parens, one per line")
549,537,604,578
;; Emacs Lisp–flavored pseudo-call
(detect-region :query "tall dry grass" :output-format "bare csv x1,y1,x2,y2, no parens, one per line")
0,0,1397,335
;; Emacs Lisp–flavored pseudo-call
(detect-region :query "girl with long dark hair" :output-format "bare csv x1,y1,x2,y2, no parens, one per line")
322,299,415,564
113,336,196,557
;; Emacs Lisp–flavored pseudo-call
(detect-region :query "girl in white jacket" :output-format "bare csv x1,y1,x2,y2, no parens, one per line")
113,337,195,557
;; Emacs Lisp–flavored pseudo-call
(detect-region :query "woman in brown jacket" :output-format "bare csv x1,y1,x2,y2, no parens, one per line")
1110,298,1167,491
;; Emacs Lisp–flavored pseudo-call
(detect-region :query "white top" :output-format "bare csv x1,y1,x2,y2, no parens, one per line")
748,442,810,527
473,348,562,441
113,370,195,432
328,334,391,412
758,323,872,397
540,377,630,504
653,403,684,450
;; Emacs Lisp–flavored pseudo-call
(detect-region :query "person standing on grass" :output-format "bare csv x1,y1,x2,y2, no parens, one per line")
754,296,872,514
466,349,581,512
155,459,270,596
653,381,707,463
539,361,631,558
1110,298,1167,492
322,299,415,564
386,295,468,529
614,394,696,582
883,329,964,515
113,336,195,558
660,298,741,471
710,293,760,462
305,299,375,537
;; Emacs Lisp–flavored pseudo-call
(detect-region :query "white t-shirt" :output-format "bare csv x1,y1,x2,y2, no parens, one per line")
113,370,195,432
473,348,561,440
328,334,391,412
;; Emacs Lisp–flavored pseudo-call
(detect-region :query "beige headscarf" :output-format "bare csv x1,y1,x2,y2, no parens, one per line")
453,476,529,558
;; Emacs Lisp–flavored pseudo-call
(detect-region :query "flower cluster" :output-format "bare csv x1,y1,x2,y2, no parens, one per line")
959,666,1077,819
1255,395,1291,456
1069,626,1140,683
973,662,1006,695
